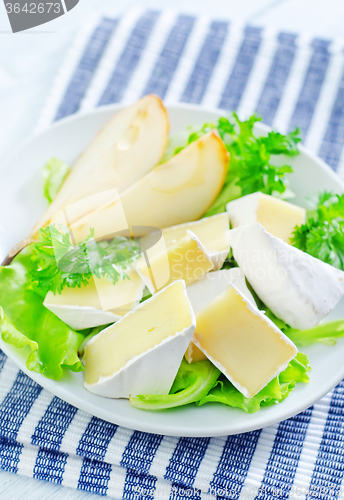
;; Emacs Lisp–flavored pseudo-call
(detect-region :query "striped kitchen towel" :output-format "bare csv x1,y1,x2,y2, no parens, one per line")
1,7,344,499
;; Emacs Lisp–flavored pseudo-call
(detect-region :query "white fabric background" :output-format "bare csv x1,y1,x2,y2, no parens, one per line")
0,0,344,498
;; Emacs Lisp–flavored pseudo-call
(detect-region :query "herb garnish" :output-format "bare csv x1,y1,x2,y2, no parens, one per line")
291,191,344,270
29,225,139,295
170,113,301,215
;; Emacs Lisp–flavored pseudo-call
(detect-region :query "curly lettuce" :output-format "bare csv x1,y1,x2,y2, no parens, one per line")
263,306,344,347
130,359,220,410
163,113,300,216
198,353,310,413
0,246,85,380
291,191,344,270
129,353,310,413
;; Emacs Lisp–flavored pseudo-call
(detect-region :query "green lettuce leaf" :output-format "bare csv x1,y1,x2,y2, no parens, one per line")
129,359,220,410
129,353,309,412
42,158,70,204
286,320,344,347
261,304,344,348
197,353,310,413
0,246,85,380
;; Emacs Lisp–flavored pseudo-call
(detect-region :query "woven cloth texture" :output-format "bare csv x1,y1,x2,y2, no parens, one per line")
2,7,344,499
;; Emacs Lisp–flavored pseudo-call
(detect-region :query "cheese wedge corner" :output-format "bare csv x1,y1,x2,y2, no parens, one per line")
226,192,306,243
83,280,196,398
136,231,214,294
184,268,256,364
44,269,145,330
141,213,230,271
193,283,297,398
228,222,344,330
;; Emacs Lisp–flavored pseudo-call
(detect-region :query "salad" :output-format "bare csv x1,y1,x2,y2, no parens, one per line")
1,94,344,414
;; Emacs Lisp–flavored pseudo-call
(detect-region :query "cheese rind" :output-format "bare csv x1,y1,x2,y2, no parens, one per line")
193,283,297,397
44,270,145,330
184,268,256,363
227,223,344,330
226,192,306,243
43,304,120,331
186,268,255,315
140,213,230,270
136,231,214,294
83,280,196,398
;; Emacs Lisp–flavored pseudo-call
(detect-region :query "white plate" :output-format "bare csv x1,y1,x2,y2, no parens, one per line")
1,103,344,438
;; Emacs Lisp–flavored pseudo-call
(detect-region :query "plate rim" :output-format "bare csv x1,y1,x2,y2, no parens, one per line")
1,101,344,437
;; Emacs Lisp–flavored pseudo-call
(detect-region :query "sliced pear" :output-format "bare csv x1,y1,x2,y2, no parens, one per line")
70,131,228,241
30,95,169,237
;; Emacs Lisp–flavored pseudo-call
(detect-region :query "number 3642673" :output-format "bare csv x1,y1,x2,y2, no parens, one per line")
5,3,62,14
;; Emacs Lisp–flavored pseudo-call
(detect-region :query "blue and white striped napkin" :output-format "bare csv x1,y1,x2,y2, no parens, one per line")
2,8,344,499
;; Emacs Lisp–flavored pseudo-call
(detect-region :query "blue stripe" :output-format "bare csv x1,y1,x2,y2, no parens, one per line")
120,431,162,499
123,470,158,500
256,32,297,125
0,371,42,441
98,11,160,106
31,397,77,451
180,21,229,104
319,66,344,170
255,408,313,500
121,431,163,473
77,457,112,495
0,437,23,474
142,14,195,99
121,431,163,498
33,448,68,484
0,350,6,373
306,381,344,500
209,430,261,499
218,26,262,111
288,38,331,137
77,417,118,461
55,17,118,121
165,437,210,486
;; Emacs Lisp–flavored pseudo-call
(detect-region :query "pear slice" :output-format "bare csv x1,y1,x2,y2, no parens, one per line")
69,131,228,241
30,95,169,237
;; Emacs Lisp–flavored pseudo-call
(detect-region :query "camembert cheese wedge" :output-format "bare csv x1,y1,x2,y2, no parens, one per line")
83,280,196,398
140,213,230,270
184,268,255,363
193,283,297,398
44,270,145,330
226,192,306,243
136,231,213,294
228,223,344,330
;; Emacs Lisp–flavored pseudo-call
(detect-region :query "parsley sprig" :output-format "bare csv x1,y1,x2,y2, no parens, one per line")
171,113,301,215
29,225,139,295
291,191,344,270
